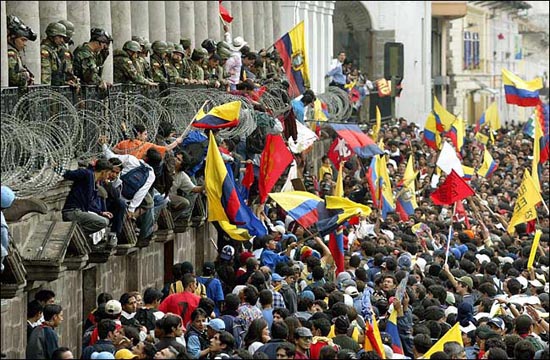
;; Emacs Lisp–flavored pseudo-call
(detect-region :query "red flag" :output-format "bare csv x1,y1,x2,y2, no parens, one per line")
219,1,234,23
453,200,471,229
242,162,254,189
430,170,475,205
328,226,345,275
327,137,352,168
259,134,294,203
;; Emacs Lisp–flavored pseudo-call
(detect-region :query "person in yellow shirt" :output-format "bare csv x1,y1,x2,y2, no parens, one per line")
319,155,333,180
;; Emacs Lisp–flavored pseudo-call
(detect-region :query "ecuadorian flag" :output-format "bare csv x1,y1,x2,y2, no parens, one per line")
193,101,241,129
423,112,441,150
330,123,383,158
274,21,310,98
462,165,475,180
477,149,498,178
502,68,543,107
268,191,327,229
205,133,267,240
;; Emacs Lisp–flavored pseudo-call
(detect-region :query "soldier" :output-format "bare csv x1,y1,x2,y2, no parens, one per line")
215,41,232,90
149,40,170,85
266,50,283,81
73,27,112,88
113,40,156,85
6,15,37,88
170,44,190,82
189,48,208,85
164,43,186,85
57,20,79,87
40,22,68,86
200,38,217,72
131,36,153,80
204,54,224,89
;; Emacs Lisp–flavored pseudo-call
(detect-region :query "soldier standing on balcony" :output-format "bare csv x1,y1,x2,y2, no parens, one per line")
189,48,208,85
73,27,112,89
132,36,153,81
6,15,37,88
113,40,156,86
40,22,69,86
149,40,170,85
169,44,190,83
164,43,186,85
57,19,80,87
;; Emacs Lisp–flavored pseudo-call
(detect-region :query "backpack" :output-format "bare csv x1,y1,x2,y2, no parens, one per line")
120,163,150,199
134,307,156,331
220,314,247,349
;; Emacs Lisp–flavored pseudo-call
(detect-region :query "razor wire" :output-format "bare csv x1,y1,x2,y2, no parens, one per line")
317,86,354,122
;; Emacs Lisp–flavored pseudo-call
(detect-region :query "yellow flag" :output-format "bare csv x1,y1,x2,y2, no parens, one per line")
218,221,253,241
314,99,328,121
452,117,465,151
477,149,497,178
377,155,395,208
333,162,344,197
372,106,381,141
325,196,372,217
433,95,455,132
475,132,489,145
485,101,501,131
421,323,463,359
532,108,542,192
507,169,544,234
401,155,418,209
527,230,542,269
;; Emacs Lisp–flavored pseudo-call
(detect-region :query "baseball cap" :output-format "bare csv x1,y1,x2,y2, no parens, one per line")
206,318,226,332
476,325,499,340
270,224,286,235
341,279,357,289
457,276,473,291
220,245,235,261
115,349,138,359
239,251,254,265
91,352,115,360
446,292,456,305
488,318,505,331
336,272,352,284
271,273,284,282
295,327,313,338
380,332,392,346
202,261,216,274
397,253,412,270
1,186,15,208
345,286,359,297
105,300,122,315
529,279,544,288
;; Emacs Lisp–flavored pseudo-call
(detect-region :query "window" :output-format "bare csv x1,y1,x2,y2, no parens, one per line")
463,31,480,70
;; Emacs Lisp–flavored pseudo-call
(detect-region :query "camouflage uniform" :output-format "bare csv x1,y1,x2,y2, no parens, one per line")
165,61,185,84
150,53,169,84
134,56,152,80
73,43,104,85
58,44,79,85
189,61,205,81
113,49,151,85
40,38,64,85
7,44,32,87
180,56,192,79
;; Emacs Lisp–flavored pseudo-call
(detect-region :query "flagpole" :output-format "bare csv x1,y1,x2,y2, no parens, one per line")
444,201,458,266
182,100,210,138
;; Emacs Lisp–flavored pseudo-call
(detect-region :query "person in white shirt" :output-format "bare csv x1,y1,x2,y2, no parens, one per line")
170,150,204,222
222,25,247,90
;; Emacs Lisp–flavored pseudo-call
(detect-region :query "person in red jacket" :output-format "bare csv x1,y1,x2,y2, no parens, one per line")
158,273,200,329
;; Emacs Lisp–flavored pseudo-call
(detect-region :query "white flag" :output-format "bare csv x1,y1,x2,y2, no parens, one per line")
436,141,464,177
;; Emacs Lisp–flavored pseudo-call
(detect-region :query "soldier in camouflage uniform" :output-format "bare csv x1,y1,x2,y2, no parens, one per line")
180,38,193,78
73,28,112,88
6,15,37,88
113,40,156,85
189,48,208,84
169,44,191,82
57,20,79,87
204,54,228,89
132,36,153,81
40,22,68,86
200,38,217,74
149,40,170,85
164,43,186,85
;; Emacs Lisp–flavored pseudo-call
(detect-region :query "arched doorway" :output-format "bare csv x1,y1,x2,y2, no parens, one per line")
332,1,373,76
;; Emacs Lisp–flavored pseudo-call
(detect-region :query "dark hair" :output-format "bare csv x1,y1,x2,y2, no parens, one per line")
276,342,296,358
244,318,268,348
95,158,113,172
98,319,117,339
133,124,146,137
27,300,43,318
413,333,433,354
144,148,162,167
243,285,259,304
43,304,62,321
319,345,337,359
514,314,533,335
182,273,196,288
224,293,240,312
273,307,290,320
97,292,113,306
198,297,215,316
143,287,163,304
514,339,536,360
122,325,140,346
486,347,508,360
259,289,273,307
51,347,71,360
108,157,122,168
312,318,331,337
119,292,135,306
161,314,182,335
218,330,236,351
301,93,314,106
209,53,222,62
270,320,289,340
191,307,207,321
35,289,55,304
311,266,325,281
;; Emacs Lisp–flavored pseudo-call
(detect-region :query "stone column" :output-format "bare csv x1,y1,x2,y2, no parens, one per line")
89,1,113,82
1,1,8,86
39,1,67,37
263,1,274,45
252,2,265,50
165,1,180,43
241,1,254,50
206,0,220,40
180,1,195,46
67,1,90,50
110,1,131,50
130,1,149,40
194,1,208,46
272,1,282,39
148,1,166,41
230,1,243,38
6,1,41,83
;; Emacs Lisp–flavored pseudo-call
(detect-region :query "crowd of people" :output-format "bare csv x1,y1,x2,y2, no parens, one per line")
4,11,550,360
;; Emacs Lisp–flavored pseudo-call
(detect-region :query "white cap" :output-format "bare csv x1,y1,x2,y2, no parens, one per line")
529,279,544,288
497,256,514,264
475,254,491,264
517,276,528,290
345,286,359,297
460,321,477,334
445,306,458,317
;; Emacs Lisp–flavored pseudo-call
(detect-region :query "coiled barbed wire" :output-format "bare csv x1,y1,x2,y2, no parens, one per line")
1,83,352,197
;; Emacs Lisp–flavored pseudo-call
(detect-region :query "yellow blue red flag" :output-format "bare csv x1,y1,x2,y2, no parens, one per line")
477,149,498,178
193,101,241,129
274,21,310,97
502,68,543,107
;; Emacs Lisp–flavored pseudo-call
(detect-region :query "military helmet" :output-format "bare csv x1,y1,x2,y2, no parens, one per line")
151,40,168,54
45,22,68,38
123,40,141,53
191,48,207,61
132,36,147,47
180,38,192,49
173,44,185,55
90,27,112,44
217,41,232,60
7,15,37,41
58,20,74,38
166,42,175,53
201,38,217,53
